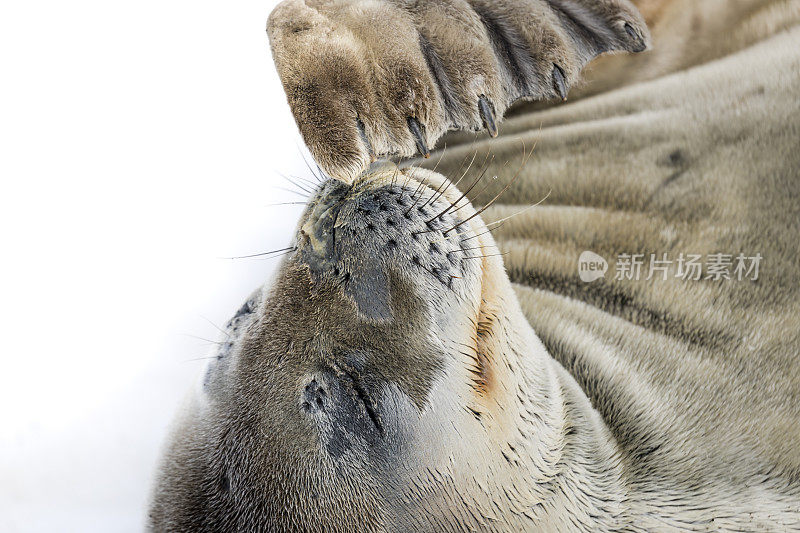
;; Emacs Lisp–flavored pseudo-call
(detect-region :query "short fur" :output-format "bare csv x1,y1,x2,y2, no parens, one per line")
150,0,800,530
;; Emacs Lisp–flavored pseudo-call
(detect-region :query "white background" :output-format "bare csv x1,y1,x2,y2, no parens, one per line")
0,1,306,530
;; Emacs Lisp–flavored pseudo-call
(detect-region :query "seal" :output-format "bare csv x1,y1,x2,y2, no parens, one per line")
150,0,800,530
150,163,620,531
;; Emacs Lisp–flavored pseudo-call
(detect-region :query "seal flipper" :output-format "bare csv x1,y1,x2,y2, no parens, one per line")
267,0,650,181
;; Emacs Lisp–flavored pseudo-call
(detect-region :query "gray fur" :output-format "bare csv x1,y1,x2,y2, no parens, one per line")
150,0,800,530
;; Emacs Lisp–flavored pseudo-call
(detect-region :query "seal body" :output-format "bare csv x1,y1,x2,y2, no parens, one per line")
150,0,800,530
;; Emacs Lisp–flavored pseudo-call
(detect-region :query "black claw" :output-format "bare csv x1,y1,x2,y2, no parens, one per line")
552,65,568,102
407,117,430,158
624,22,646,52
478,95,498,138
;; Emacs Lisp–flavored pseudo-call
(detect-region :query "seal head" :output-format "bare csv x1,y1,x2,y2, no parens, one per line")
149,164,508,531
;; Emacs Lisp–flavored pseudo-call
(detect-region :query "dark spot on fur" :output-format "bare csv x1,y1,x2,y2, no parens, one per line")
218,473,230,493
304,380,327,413
290,22,312,34
664,149,686,167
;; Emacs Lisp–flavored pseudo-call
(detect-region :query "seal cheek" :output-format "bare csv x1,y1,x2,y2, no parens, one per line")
343,267,392,322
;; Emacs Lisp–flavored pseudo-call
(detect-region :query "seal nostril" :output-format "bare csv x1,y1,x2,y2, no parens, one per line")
412,256,421,266
386,218,395,227
379,204,388,211
367,223,376,231
333,267,340,276
387,239,397,248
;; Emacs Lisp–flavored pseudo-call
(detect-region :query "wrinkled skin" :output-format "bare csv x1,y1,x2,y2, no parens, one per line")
150,0,800,530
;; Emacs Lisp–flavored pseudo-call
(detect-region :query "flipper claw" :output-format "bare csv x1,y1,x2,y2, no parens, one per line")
407,117,430,158
552,65,568,102
478,95,498,138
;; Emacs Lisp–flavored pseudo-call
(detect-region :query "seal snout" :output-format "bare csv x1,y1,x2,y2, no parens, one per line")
296,170,476,320
299,179,352,261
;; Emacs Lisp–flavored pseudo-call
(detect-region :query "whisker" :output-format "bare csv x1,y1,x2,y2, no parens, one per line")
404,180,430,215
315,162,328,182
252,250,296,261
182,355,222,363
444,142,535,235
266,201,308,207
278,172,313,195
447,148,477,183
430,143,448,174
459,222,506,243
414,173,492,236
299,147,324,184
200,315,230,338
427,154,495,224
418,178,450,211
297,175,320,191
275,186,310,198
429,149,480,207
457,245,489,253
225,246,296,260
461,252,509,260
403,145,478,216
399,169,414,190
483,190,552,227
180,333,223,345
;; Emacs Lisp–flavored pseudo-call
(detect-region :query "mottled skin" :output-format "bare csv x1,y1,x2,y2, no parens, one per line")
150,0,800,531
